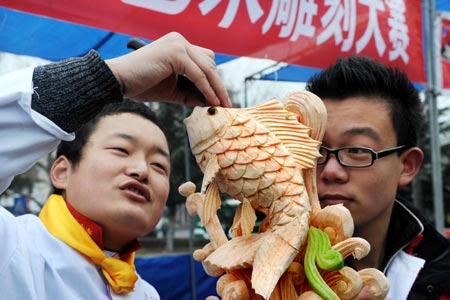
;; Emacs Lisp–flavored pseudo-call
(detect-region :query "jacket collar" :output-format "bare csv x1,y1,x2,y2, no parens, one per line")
380,198,424,272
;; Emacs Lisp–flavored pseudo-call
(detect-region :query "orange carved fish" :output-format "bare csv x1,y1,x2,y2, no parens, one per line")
182,91,326,299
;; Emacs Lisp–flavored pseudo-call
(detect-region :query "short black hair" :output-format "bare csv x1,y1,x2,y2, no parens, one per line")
305,55,423,148
54,99,163,194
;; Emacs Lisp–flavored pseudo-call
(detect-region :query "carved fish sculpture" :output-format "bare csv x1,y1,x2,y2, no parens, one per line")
182,91,324,299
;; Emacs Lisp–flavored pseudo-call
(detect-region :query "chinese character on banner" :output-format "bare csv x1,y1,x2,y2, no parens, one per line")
437,13,450,91
2,0,426,83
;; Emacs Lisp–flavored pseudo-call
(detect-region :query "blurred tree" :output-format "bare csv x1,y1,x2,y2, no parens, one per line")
156,103,204,209
1,153,54,211
408,99,450,228
155,103,204,250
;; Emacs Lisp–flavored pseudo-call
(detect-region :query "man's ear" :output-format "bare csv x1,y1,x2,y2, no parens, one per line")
399,147,424,186
50,156,71,190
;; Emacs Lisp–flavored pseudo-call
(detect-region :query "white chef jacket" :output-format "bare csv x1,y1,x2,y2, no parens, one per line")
0,68,160,299
0,67,73,194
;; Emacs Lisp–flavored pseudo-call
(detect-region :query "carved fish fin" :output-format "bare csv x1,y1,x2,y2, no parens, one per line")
282,91,327,142
204,234,263,271
201,154,220,194
201,182,221,226
243,100,321,169
241,200,257,236
230,203,243,238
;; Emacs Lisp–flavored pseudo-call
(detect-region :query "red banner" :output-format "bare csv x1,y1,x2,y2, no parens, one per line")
439,15,450,89
2,0,425,83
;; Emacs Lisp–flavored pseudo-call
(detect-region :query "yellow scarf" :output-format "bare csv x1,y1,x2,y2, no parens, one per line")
39,194,138,294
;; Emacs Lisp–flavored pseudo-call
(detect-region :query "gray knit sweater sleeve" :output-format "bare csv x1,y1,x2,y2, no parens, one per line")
31,50,123,133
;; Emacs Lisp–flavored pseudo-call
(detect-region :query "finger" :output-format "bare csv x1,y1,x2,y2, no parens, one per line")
177,60,216,106
356,286,372,300
185,46,231,107
175,75,206,104
193,44,215,59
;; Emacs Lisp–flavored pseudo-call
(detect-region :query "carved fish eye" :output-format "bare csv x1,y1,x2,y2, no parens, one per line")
207,107,217,115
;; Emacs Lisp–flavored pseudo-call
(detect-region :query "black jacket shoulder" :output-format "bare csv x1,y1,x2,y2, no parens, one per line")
396,197,450,300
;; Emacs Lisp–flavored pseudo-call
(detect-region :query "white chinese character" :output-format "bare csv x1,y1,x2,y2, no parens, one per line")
316,0,357,51
263,0,298,37
199,0,264,28
386,0,409,63
262,0,318,41
121,0,190,14
290,0,318,41
356,0,386,56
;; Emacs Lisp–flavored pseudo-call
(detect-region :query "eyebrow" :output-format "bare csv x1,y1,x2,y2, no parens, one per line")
110,132,170,160
342,127,382,142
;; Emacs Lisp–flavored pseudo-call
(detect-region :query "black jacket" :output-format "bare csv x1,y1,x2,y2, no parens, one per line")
382,196,450,300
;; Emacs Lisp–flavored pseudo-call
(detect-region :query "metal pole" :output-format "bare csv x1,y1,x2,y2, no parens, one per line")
243,62,286,108
244,77,248,108
424,0,445,233
183,106,197,300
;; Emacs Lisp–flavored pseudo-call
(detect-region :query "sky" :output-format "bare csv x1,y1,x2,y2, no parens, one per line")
218,56,306,107
0,52,49,75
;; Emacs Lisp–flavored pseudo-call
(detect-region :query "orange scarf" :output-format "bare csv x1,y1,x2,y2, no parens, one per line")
39,194,138,294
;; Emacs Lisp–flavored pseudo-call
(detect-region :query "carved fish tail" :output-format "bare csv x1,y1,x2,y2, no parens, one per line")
251,232,299,299
252,192,311,299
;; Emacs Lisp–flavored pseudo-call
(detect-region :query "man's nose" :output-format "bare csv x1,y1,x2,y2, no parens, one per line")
317,155,349,183
126,160,149,182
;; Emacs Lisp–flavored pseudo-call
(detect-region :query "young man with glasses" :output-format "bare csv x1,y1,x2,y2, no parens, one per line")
306,56,450,300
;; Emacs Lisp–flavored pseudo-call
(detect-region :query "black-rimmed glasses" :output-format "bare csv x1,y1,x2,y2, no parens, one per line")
317,145,406,168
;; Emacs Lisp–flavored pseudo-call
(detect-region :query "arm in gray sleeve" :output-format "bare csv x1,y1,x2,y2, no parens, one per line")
0,51,124,194
31,50,123,133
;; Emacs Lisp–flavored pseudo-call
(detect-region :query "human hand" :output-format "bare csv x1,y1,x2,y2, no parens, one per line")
355,286,392,300
355,287,373,300
106,32,231,107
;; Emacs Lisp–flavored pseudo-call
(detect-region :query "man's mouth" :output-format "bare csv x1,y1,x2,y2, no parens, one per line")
128,187,144,196
120,181,151,202
319,194,352,206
